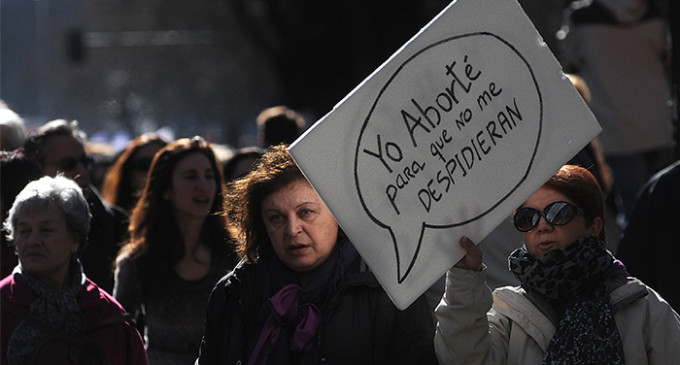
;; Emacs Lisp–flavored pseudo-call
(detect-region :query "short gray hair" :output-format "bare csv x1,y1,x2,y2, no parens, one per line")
4,175,91,252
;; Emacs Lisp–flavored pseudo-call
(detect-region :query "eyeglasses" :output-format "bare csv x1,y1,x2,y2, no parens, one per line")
45,155,93,171
513,201,585,232
129,157,153,171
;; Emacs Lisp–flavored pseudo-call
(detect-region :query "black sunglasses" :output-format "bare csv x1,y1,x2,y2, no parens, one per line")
46,155,93,171
513,201,585,232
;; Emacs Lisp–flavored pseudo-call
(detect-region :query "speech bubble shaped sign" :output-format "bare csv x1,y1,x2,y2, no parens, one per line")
355,32,542,283
290,0,601,310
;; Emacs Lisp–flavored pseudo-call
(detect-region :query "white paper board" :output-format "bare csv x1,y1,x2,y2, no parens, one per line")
289,0,601,310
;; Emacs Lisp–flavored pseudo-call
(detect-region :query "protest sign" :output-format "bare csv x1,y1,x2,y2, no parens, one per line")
289,0,601,310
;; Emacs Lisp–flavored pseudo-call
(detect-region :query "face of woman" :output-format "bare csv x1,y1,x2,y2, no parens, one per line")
261,179,339,277
14,203,79,288
164,152,217,221
521,186,602,257
130,143,163,194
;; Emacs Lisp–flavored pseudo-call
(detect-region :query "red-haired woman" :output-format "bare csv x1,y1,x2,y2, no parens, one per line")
435,165,680,364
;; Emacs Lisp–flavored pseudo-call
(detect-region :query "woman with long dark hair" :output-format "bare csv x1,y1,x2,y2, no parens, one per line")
114,137,237,365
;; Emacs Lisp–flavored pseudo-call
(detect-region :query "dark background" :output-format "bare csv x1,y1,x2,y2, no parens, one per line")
1,0,676,151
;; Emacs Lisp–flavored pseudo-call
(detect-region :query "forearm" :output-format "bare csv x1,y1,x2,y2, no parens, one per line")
434,266,494,365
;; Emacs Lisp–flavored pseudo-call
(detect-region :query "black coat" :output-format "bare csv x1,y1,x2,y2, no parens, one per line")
617,159,680,312
196,254,438,365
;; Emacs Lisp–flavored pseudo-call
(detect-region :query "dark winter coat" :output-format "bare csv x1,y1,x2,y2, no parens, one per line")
196,244,437,365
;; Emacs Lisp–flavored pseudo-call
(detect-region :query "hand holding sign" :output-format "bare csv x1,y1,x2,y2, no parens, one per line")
290,0,600,309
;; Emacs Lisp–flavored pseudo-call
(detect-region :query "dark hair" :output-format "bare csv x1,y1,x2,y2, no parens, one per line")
116,136,234,291
1,151,43,221
256,106,305,147
222,146,265,182
22,119,87,165
0,151,43,276
543,165,606,240
226,144,306,262
101,133,168,211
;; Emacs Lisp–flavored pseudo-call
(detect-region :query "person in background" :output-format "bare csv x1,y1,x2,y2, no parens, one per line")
196,145,437,364
560,0,675,223
434,165,680,364
256,105,306,148
0,151,43,279
1,175,147,365
221,146,266,240
101,133,169,213
617,158,680,312
114,136,238,365
0,107,26,152
86,143,116,194
221,146,265,182
564,72,622,251
22,119,128,293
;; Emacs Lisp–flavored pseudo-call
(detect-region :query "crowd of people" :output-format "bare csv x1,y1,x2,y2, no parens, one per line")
1,0,680,363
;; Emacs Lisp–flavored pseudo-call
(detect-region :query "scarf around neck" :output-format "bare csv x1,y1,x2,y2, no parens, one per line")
247,237,358,365
508,236,625,365
7,259,87,365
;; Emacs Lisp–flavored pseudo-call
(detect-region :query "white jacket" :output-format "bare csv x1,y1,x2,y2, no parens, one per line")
434,267,680,364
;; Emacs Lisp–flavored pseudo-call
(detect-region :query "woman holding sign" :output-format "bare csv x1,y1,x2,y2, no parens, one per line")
434,165,680,364
196,145,437,364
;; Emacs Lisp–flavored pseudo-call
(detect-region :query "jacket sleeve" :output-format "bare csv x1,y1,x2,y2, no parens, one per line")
196,275,229,365
125,321,150,365
642,288,680,364
434,266,508,365
113,256,144,318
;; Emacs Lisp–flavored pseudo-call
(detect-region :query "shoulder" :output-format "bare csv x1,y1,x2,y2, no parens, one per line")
341,256,381,288
79,278,127,315
0,275,15,299
1,275,34,305
210,261,255,300
644,160,680,198
611,277,665,311
492,285,531,309
491,285,545,320
114,251,140,276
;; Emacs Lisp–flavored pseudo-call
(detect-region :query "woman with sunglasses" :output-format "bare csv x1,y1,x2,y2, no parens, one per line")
434,165,680,364
101,133,169,213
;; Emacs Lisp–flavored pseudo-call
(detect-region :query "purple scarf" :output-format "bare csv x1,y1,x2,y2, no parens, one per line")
248,284,321,365
247,238,358,365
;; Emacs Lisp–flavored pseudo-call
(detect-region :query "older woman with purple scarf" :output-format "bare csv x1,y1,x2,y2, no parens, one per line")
195,145,437,365
434,165,680,364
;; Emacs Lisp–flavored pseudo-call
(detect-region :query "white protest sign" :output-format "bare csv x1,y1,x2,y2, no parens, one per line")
289,0,601,310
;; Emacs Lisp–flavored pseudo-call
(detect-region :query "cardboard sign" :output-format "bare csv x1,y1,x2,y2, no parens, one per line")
289,0,601,310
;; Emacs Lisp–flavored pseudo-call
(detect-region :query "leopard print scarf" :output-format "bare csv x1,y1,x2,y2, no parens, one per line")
509,236,624,364
7,259,86,365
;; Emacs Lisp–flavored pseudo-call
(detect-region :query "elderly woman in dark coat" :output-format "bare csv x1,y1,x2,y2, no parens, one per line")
196,145,438,365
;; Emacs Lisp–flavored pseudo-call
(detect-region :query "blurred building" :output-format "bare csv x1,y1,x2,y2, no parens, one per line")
3,0,578,148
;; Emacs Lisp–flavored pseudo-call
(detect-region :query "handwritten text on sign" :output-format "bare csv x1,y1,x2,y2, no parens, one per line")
354,32,542,283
